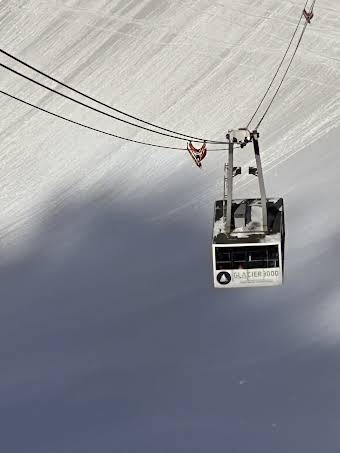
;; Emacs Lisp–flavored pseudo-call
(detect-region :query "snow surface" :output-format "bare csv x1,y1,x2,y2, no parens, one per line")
0,1,340,452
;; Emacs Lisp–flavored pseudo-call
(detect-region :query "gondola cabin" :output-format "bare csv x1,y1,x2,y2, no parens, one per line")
212,198,285,288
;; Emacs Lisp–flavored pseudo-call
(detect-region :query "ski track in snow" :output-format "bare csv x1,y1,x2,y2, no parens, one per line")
0,1,340,452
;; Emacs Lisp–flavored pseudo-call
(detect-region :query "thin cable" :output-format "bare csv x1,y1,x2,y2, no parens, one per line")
0,89,230,151
246,0,308,129
255,0,316,129
0,48,227,145
0,89,181,149
1,62,226,146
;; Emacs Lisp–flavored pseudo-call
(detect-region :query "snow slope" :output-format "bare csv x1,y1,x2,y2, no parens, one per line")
0,1,340,452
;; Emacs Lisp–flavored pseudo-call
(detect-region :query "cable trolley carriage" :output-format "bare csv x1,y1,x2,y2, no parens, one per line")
212,130,285,288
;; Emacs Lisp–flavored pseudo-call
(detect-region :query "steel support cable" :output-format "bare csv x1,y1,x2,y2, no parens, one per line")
0,62,227,146
246,0,309,129
0,49,227,145
255,0,316,129
0,89,230,151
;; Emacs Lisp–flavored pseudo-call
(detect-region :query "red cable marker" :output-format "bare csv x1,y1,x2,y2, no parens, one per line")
303,8,314,23
187,141,207,168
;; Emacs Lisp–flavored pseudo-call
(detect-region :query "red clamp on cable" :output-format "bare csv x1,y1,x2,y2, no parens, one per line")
187,141,207,168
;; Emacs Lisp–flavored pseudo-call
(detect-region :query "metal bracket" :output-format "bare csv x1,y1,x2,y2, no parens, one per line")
226,128,251,148
233,167,242,177
249,166,258,176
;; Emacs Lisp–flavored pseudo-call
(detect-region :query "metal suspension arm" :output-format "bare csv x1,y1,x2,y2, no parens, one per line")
225,141,234,234
252,131,268,233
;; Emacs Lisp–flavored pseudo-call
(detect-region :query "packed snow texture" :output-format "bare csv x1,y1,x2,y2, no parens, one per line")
0,1,340,452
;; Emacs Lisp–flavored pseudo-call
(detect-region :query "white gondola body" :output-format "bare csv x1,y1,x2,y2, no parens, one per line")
212,198,285,288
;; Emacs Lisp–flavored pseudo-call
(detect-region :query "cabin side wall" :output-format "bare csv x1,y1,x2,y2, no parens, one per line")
212,243,283,288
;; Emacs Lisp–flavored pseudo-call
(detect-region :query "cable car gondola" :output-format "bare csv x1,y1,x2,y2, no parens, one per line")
212,130,285,288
